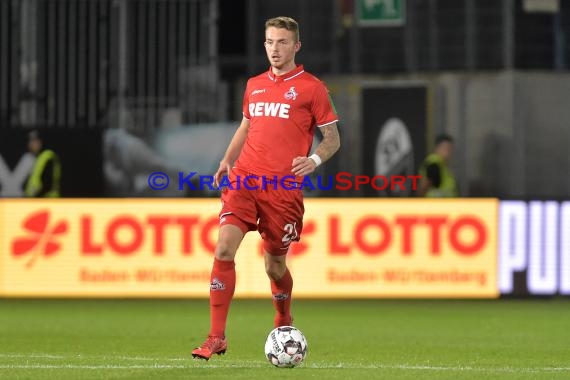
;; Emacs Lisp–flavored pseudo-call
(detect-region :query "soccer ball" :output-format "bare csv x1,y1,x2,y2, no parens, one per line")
264,326,308,368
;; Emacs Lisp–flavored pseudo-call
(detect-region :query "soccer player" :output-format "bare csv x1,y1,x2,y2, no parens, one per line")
192,16,340,360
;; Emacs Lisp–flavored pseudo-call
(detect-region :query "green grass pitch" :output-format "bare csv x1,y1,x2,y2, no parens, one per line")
1,298,569,379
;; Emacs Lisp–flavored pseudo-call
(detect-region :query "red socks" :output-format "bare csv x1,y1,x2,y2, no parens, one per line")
209,258,236,338
271,268,293,327
208,260,292,335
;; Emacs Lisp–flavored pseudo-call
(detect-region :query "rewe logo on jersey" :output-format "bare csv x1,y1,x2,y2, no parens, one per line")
249,102,290,119
11,210,68,268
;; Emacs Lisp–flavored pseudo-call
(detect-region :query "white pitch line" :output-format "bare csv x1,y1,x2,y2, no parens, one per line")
0,353,189,362
0,364,188,369
0,354,569,373
1,363,570,372
325,363,570,373
0,353,68,359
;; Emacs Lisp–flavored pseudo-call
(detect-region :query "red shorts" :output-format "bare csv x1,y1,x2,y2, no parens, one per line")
219,167,304,256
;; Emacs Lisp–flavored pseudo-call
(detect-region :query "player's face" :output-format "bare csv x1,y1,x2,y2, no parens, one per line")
264,27,300,72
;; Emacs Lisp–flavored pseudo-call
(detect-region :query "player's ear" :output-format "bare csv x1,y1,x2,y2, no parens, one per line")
294,40,301,53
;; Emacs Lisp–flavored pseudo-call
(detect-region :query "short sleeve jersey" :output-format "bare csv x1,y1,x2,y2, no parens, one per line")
235,65,338,178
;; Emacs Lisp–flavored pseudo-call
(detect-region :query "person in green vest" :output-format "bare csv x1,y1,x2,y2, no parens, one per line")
24,130,62,197
418,133,458,197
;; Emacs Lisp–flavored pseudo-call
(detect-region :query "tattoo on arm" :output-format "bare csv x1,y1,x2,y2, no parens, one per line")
314,123,341,163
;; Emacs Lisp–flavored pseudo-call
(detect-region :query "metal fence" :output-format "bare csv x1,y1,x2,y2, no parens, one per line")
1,0,222,131
3,0,569,130
235,0,569,76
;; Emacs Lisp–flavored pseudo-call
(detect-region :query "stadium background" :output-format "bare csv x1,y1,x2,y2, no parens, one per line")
1,0,568,297
0,1,569,378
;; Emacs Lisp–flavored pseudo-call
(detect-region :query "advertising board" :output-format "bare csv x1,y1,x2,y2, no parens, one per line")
0,199,498,298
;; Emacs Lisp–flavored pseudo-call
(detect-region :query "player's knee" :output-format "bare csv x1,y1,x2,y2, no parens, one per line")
214,241,237,261
265,260,286,281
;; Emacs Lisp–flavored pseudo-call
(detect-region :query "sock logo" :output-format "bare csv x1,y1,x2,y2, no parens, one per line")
210,278,226,291
273,293,289,301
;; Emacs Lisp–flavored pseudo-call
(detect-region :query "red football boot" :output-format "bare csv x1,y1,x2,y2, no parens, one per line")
192,336,228,360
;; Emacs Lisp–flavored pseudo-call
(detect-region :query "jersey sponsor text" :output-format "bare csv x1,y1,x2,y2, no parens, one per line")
249,102,290,119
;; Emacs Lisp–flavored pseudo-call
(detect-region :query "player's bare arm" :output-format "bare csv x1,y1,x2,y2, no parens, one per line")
291,122,340,177
214,117,250,186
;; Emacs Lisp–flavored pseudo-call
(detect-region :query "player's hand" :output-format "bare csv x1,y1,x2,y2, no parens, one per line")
291,156,317,177
214,161,232,188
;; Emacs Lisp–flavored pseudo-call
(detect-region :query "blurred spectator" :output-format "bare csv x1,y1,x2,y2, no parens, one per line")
24,130,61,197
418,133,458,197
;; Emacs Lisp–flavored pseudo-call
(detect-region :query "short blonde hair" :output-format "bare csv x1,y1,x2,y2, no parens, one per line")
265,16,299,42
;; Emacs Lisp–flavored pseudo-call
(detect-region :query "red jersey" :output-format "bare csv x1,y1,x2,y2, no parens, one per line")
235,65,338,178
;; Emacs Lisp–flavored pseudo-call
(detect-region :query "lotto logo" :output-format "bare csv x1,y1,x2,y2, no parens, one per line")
11,210,68,268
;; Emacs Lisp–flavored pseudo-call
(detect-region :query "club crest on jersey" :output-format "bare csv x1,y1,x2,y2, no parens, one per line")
284,86,298,100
